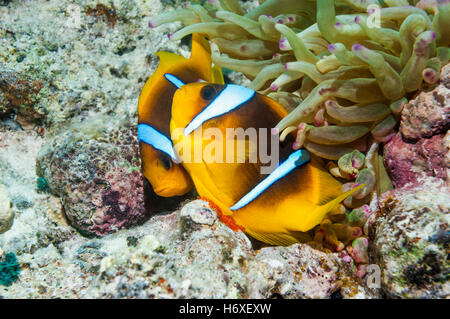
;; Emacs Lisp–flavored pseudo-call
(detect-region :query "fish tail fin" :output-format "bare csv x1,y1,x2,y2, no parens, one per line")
299,184,366,232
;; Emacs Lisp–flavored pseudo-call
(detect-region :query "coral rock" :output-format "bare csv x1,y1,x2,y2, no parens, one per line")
2,199,377,298
372,179,450,298
400,63,450,141
36,118,151,237
0,69,44,126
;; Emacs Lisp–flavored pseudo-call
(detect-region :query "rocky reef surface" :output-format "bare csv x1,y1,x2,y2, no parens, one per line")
0,0,448,298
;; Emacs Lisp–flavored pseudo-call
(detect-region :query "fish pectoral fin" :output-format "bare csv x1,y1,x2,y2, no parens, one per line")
299,184,366,232
245,229,300,246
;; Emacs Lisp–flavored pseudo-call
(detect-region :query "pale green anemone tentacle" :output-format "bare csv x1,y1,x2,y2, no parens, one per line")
437,46,450,64
286,62,371,83
374,50,402,73
276,78,384,131
384,0,410,6
302,37,329,55
248,63,285,90
299,76,316,99
306,125,370,145
171,22,249,41
400,30,436,92
399,14,427,66
210,43,279,77
422,57,442,84
354,15,401,55
317,0,367,45
275,24,318,64
216,11,277,41
189,5,215,22
337,0,381,11
283,14,315,30
379,6,432,25
267,92,302,112
389,97,408,116
246,0,316,21
304,141,356,160
258,15,281,40
352,44,405,100
328,43,366,66
212,38,276,59
431,0,450,46
270,71,303,91
149,9,200,27
325,100,391,123
371,115,397,137
218,0,245,15
278,24,324,51
316,54,343,73
337,150,365,177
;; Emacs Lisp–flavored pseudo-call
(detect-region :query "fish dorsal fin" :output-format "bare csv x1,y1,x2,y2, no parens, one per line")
190,34,213,82
154,51,188,72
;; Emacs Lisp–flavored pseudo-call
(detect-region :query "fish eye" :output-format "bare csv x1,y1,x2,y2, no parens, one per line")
159,154,172,170
200,85,216,101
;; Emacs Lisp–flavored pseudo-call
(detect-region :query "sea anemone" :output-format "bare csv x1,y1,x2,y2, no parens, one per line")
149,0,449,160
148,0,448,255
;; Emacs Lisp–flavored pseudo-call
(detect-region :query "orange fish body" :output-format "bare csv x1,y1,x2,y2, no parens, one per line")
168,80,363,246
138,34,224,197
170,82,289,210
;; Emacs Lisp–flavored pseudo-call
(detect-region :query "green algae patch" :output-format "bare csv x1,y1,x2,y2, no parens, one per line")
0,253,21,287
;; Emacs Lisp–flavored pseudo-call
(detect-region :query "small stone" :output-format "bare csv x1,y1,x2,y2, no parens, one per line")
0,184,14,235
179,200,217,238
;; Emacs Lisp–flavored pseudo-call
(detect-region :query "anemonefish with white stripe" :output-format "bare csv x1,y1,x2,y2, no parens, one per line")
167,75,364,246
138,34,224,197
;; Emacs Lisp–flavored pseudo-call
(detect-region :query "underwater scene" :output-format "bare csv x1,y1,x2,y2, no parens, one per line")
0,0,449,300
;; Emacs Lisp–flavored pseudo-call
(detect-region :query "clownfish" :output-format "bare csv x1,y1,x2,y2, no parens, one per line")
138,34,224,197
167,75,364,246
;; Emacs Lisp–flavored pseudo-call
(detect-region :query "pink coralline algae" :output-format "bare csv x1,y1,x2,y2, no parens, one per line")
384,133,448,189
36,119,155,237
384,63,450,189
90,167,147,236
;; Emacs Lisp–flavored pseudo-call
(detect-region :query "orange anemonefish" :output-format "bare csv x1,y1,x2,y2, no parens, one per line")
138,33,224,197
167,75,364,246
